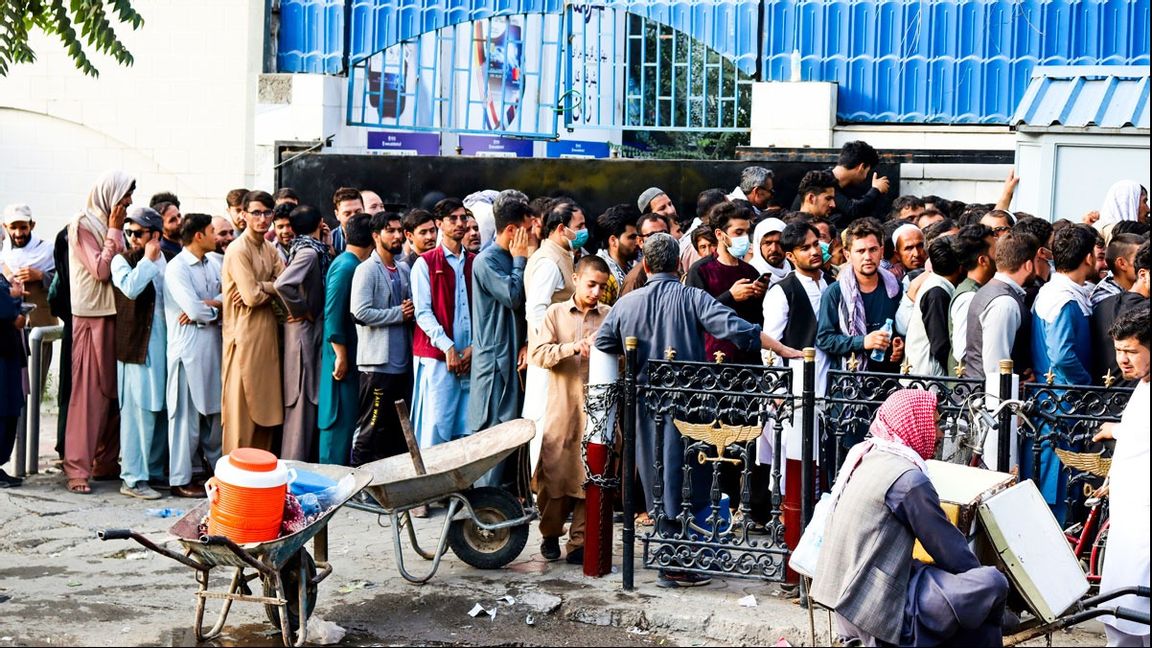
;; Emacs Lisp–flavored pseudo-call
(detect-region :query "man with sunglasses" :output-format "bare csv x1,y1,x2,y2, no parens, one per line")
409,198,475,455
980,209,1015,239
112,207,174,500
221,190,285,454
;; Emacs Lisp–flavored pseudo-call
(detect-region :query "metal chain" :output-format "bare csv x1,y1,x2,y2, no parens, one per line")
582,379,622,490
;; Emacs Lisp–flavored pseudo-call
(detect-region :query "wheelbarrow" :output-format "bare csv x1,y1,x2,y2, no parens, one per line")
99,461,371,647
357,417,538,583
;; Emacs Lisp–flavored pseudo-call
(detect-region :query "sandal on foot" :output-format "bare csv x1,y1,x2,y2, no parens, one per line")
67,479,91,494
635,512,654,527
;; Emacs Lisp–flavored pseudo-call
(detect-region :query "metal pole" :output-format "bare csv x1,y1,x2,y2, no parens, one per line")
621,336,638,591
24,325,63,476
997,359,1014,474
800,347,816,526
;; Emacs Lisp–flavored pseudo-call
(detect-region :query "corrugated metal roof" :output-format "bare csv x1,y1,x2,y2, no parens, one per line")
1012,66,1150,130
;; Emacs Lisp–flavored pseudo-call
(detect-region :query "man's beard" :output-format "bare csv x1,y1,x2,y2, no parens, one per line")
9,236,29,248
388,244,404,256
857,265,877,276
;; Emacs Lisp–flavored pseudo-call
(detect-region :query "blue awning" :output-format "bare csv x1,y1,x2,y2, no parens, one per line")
1012,66,1149,131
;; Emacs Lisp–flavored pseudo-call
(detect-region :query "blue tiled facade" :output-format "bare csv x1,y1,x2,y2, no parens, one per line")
277,0,1151,124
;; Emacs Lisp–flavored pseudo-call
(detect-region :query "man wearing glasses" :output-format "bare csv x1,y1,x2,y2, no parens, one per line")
409,198,475,458
728,166,775,217
220,191,285,454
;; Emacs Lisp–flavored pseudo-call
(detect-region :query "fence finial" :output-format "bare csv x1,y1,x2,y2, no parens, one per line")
846,352,860,372
901,359,912,375
625,336,638,351
803,347,816,362
1102,369,1115,388
664,346,677,360
713,350,726,364
998,359,1013,374
1044,367,1057,385
954,361,966,378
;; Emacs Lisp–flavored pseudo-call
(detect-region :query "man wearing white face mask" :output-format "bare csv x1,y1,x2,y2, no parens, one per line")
524,199,587,472
686,201,766,365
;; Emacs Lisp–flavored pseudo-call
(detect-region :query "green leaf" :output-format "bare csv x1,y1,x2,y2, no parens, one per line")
1,0,141,77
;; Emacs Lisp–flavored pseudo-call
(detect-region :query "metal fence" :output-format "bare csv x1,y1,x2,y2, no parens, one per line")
613,343,1134,589
635,357,797,582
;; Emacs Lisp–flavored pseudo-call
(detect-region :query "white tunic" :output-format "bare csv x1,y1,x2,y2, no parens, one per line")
164,250,223,415
1100,378,1151,636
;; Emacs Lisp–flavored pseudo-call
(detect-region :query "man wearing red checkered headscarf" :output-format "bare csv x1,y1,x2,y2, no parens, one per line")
869,388,939,461
812,388,1009,647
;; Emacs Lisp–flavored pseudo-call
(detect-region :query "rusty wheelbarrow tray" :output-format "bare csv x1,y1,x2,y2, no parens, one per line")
99,461,371,647
355,419,538,584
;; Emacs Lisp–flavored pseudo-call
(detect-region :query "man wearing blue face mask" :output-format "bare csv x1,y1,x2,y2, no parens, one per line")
523,198,587,484
686,201,765,365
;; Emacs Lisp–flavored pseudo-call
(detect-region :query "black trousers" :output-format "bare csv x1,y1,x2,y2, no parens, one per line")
1,416,17,468
55,317,72,459
352,370,412,466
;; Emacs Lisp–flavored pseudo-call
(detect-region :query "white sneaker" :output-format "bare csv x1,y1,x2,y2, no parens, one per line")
120,481,162,500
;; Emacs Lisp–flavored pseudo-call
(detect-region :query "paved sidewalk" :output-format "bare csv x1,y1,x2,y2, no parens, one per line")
0,413,1107,646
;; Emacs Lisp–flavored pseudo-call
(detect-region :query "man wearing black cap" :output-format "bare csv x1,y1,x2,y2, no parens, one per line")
112,207,174,500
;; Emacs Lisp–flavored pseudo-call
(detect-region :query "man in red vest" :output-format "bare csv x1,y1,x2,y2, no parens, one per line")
410,198,475,450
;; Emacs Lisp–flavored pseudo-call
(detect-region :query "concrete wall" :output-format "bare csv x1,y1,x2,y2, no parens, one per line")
0,0,264,237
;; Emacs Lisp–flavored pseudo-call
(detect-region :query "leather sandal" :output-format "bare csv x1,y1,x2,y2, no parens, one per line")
66,479,91,494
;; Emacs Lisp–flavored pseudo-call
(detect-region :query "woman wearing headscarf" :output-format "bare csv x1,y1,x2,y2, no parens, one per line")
811,389,1010,647
1096,180,1150,244
63,170,135,494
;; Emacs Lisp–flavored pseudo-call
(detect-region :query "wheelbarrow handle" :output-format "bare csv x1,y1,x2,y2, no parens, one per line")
1114,607,1152,626
99,528,133,541
97,528,206,572
199,534,277,576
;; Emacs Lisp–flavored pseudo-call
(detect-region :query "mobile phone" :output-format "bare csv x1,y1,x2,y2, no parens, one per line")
756,273,773,286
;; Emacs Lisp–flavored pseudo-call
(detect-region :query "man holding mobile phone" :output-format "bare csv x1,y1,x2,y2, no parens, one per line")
685,201,765,365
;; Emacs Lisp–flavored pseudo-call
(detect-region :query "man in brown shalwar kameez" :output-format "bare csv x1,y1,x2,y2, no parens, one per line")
529,255,612,564
221,191,285,453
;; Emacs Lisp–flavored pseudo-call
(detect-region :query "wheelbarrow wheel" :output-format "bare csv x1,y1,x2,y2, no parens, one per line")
263,549,318,633
447,487,529,570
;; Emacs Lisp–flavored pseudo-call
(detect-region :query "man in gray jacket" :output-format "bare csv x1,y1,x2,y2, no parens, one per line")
349,211,414,465
811,389,1009,647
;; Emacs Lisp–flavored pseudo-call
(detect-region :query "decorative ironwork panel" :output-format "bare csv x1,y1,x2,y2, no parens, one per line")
635,359,796,582
822,369,985,478
1018,382,1133,518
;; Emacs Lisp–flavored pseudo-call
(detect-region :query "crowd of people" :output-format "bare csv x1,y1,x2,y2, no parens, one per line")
0,140,1148,643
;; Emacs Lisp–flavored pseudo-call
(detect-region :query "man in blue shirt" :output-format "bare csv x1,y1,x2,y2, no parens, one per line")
1029,223,1098,522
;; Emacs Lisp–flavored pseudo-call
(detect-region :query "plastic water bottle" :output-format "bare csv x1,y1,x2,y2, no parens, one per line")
145,508,185,518
790,49,802,82
870,318,894,363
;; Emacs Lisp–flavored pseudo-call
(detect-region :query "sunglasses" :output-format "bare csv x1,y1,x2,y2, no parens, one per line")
125,230,148,239
991,226,1011,235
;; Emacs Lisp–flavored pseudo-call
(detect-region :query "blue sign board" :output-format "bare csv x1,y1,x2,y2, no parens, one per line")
458,135,534,158
367,131,440,156
545,140,611,159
